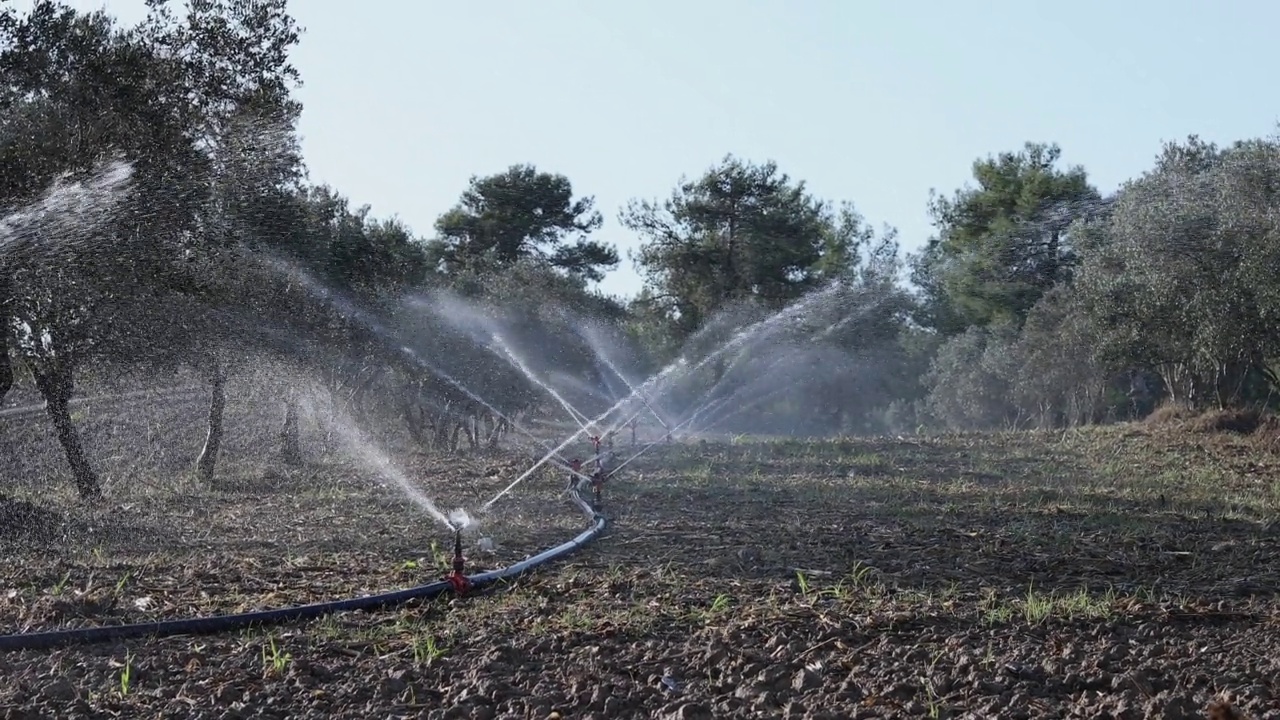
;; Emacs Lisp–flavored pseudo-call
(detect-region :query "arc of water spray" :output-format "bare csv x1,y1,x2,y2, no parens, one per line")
590,347,674,433
693,383,796,435
605,366,673,434
599,399,716,479
400,353,603,495
404,296,595,435
693,348,806,416
483,381,727,515
489,333,601,436
478,389,656,511
397,345,598,485
326,407,458,532
261,259,605,508
633,282,848,411
480,283,852,512
669,392,737,437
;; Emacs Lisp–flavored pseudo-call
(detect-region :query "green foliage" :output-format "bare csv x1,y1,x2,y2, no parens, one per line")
621,154,889,346
1070,135,1280,409
431,164,618,283
913,142,1101,334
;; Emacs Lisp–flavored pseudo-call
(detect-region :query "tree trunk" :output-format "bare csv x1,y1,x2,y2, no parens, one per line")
0,286,9,405
486,416,505,448
402,395,427,444
433,408,451,449
0,344,12,406
30,360,100,501
466,413,479,450
195,359,227,483
280,393,302,466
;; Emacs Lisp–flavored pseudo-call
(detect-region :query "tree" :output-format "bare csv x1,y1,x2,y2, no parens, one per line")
139,0,305,483
1007,284,1112,427
621,155,862,344
431,164,618,283
0,3,192,500
921,323,1022,430
0,0,307,494
1070,135,1280,409
913,142,1101,333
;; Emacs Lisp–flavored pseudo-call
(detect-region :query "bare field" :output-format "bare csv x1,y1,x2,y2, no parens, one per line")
2,392,1280,719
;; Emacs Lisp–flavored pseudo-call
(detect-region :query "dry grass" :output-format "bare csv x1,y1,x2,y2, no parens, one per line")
1,382,1279,718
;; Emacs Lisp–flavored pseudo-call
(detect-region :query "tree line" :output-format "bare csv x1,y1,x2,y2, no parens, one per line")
4,1,1279,501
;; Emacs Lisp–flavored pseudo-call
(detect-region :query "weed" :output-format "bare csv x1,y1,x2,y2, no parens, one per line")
262,636,291,677
795,570,811,596
412,634,447,664
427,541,449,572
921,648,947,718
118,650,134,696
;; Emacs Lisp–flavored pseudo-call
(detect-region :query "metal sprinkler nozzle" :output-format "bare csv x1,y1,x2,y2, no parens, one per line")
445,528,471,595
452,530,465,574
591,468,606,508
566,457,584,492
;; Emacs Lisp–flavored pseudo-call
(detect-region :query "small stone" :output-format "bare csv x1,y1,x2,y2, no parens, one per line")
668,702,712,720
792,667,820,692
377,675,407,699
40,678,75,703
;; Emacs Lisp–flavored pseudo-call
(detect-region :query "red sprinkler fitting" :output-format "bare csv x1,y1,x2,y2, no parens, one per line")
445,530,471,595
591,469,606,506
566,457,583,492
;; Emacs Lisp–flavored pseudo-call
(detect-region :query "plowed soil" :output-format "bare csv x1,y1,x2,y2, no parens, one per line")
2,387,1280,719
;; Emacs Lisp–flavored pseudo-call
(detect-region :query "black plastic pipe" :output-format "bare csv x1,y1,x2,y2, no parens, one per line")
0,512,607,652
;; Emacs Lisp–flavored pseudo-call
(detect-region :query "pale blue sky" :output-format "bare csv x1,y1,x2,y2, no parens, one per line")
26,0,1280,299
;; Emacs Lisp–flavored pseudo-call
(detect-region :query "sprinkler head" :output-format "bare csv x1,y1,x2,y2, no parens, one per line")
591,469,605,507
566,458,584,492
452,530,465,574
445,528,472,595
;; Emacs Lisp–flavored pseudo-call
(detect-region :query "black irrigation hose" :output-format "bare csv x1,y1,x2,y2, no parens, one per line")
0,512,608,652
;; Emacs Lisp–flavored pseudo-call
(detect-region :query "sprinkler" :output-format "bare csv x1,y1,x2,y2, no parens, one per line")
445,529,471,595
566,457,584,492
590,468,606,508
589,433,618,475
